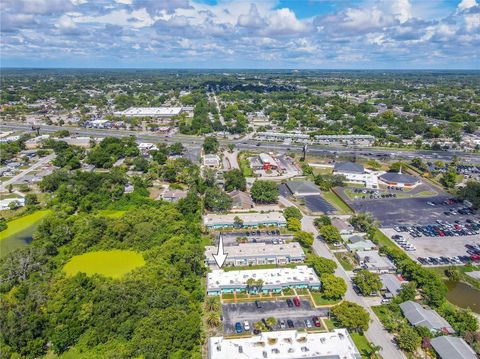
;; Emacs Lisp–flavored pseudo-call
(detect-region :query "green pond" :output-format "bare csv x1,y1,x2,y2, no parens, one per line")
0,210,51,258
446,280,480,314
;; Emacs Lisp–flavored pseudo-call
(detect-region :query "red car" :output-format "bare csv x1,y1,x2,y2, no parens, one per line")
312,316,321,327
293,297,301,307
471,254,480,262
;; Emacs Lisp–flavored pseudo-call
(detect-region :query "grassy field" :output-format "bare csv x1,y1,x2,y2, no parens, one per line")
97,210,127,218
351,333,379,358
334,252,355,271
311,292,341,306
322,191,353,214
372,229,397,250
63,250,145,279
0,210,51,241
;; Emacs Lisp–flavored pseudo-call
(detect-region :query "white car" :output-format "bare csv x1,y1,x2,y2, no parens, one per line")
244,321,250,331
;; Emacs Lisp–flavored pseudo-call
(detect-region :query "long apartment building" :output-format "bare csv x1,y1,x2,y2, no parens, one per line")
206,265,320,295
204,242,305,267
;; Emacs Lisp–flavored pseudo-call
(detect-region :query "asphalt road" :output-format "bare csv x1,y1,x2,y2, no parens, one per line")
278,195,406,359
2,122,479,163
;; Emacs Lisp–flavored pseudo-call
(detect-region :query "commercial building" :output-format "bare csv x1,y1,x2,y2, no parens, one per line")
284,181,321,197
206,265,321,295
204,242,305,267
356,250,396,273
228,190,254,209
204,212,287,229
378,171,420,188
430,336,476,359
255,131,310,143
399,301,455,334
208,329,361,359
113,107,183,118
333,162,378,188
313,134,375,146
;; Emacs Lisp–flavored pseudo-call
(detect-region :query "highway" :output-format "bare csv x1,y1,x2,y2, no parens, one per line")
2,121,479,163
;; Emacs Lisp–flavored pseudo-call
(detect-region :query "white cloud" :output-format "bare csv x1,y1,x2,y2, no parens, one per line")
458,0,477,10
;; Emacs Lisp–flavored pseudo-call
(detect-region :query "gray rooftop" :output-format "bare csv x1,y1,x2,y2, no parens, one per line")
430,336,476,359
285,181,321,196
334,162,365,174
379,172,419,184
380,274,404,295
399,301,455,333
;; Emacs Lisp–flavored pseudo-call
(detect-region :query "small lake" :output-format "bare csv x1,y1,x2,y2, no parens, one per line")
445,280,480,314
0,225,36,258
0,210,51,259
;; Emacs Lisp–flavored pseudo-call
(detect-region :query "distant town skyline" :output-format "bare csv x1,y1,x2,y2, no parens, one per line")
1,0,479,69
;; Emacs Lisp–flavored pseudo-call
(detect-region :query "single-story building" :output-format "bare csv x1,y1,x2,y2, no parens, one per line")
204,241,305,267
333,162,378,188
203,154,221,169
284,180,321,197
380,274,406,297
204,212,287,229
346,235,376,252
356,250,396,273
331,217,354,235
206,265,321,295
430,336,476,359
0,197,25,210
208,329,361,359
161,189,187,202
228,190,254,209
378,171,420,188
399,301,455,334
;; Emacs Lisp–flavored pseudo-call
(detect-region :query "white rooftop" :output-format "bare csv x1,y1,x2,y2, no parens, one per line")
206,265,320,292
208,329,361,359
204,242,305,262
114,107,183,117
204,212,286,226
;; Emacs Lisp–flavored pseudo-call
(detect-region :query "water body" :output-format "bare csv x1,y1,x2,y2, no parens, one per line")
0,224,37,258
445,280,480,314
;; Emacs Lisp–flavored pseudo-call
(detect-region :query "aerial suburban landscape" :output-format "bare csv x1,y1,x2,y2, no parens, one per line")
1,1,480,359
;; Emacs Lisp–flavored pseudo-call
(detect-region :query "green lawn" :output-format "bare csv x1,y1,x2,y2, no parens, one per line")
334,252,355,271
322,191,353,214
0,210,51,241
97,210,127,218
62,250,145,279
351,333,379,359
311,292,341,306
372,229,396,250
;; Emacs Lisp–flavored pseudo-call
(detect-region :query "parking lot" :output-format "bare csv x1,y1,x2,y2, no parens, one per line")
220,231,293,246
341,192,477,226
382,228,480,264
222,298,329,335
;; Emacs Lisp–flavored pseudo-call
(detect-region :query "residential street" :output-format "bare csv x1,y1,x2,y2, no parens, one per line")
0,154,55,191
279,195,406,359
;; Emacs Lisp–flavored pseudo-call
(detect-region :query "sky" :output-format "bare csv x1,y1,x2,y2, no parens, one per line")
1,0,479,69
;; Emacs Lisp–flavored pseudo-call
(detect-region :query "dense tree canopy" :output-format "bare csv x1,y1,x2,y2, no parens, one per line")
250,180,279,204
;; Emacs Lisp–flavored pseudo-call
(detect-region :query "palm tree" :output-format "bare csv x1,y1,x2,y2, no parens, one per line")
206,312,221,328
369,344,382,359
205,297,220,312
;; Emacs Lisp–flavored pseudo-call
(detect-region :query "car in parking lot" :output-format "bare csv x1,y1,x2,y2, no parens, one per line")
279,320,286,329
304,319,313,328
255,300,262,309
293,297,301,307
286,299,294,307
287,319,294,328
312,316,321,327
235,322,243,333
244,321,250,331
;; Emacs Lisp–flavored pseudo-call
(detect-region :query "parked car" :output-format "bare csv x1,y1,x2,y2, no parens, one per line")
287,319,294,328
279,320,286,329
244,321,250,331
255,300,262,309
235,322,243,333
293,297,301,307
304,319,313,328
286,299,294,307
312,316,321,327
